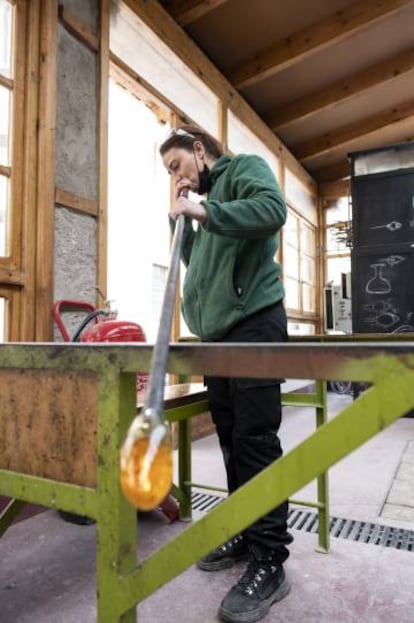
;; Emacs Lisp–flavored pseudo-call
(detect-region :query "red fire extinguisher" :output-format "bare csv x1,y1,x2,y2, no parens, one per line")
53,299,148,392
53,299,179,522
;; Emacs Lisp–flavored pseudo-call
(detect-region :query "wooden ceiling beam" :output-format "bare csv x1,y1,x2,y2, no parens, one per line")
294,100,414,161
120,0,317,192
319,179,350,199
229,0,414,90
266,47,414,130
164,0,229,26
316,160,351,183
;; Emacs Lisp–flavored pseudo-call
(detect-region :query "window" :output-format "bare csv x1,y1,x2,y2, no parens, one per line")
0,0,14,257
228,111,280,181
0,295,5,340
325,196,352,287
285,167,317,226
110,2,219,137
107,78,171,342
283,209,317,316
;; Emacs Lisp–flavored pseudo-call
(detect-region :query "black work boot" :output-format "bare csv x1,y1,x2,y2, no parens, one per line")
218,544,291,622
197,534,248,571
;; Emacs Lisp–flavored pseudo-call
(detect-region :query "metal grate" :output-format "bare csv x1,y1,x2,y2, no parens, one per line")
288,508,414,552
191,493,414,552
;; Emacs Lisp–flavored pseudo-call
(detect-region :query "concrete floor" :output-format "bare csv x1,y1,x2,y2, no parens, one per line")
1,392,414,622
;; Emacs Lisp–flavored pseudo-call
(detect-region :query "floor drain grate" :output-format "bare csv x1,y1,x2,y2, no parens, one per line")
287,508,414,552
191,491,223,513
190,493,414,552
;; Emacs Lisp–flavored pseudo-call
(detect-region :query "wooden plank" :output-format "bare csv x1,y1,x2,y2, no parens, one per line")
55,187,99,216
59,5,99,51
109,58,170,124
2,0,28,339
217,100,228,153
120,0,317,193
319,179,350,199
316,160,350,183
266,47,414,130
35,0,57,340
165,0,229,26
0,265,24,285
0,369,98,487
0,164,11,177
97,0,110,306
295,99,414,161
20,0,41,341
0,74,13,89
229,0,414,89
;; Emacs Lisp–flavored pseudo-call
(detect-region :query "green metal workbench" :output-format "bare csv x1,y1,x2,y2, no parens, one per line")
1,338,414,622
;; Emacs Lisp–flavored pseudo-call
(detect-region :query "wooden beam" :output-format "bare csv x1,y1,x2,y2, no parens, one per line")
0,164,11,177
229,0,414,89
55,187,99,216
97,0,110,305
0,266,25,286
20,0,41,340
59,5,99,51
319,179,350,199
35,0,57,340
294,100,414,161
266,47,414,130
120,0,316,193
316,160,350,183
109,57,170,124
165,0,229,26
0,74,13,89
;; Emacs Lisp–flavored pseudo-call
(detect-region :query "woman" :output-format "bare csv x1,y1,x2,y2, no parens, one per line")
160,125,292,623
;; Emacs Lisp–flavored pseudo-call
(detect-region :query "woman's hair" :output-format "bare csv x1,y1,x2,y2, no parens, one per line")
159,124,223,159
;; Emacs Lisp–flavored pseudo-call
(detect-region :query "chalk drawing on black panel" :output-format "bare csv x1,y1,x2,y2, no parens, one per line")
378,254,406,267
365,263,391,294
363,299,400,329
370,220,402,232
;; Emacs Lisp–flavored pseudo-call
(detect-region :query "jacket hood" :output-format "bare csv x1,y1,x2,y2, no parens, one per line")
208,155,232,186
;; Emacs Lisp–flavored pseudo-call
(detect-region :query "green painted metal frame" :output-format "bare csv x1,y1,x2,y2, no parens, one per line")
169,379,330,551
1,340,414,622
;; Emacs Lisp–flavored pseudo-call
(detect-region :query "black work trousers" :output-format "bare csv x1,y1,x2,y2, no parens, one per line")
205,301,293,564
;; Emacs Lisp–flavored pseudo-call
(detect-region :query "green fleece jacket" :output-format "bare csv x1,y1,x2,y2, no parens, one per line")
178,153,286,340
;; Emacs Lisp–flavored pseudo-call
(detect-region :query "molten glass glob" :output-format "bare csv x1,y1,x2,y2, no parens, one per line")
120,413,173,511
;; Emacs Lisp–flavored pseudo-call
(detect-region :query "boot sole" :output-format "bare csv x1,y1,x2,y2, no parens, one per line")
218,576,291,622
197,552,249,572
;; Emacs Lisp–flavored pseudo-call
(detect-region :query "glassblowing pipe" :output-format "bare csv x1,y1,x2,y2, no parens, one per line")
120,213,185,510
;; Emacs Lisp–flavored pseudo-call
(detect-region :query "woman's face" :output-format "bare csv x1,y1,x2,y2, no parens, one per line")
162,143,203,192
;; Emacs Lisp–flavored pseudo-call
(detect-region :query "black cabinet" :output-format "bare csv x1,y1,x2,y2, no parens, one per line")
350,147,414,335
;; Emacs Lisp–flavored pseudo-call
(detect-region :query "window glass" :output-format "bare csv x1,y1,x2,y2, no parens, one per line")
227,111,280,181
301,283,315,313
288,321,315,336
0,85,11,165
0,296,5,340
0,1,13,79
0,173,8,255
283,210,298,246
326,256,351,285
110,3,219,137
283,207,316,315
283,243,298,279
107,80,171,342
285,168,317,225
284,276,299,310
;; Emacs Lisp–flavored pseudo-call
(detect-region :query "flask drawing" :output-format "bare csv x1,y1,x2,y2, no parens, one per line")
366,263,391,294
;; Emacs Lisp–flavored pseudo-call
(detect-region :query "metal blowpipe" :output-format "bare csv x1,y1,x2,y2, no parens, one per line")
120,212,185,510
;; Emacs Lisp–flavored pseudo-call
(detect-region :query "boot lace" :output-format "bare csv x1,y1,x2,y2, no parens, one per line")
219,534,243,553
237,559,272,596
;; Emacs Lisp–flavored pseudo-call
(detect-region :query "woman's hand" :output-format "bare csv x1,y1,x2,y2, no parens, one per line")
171,183,207,224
